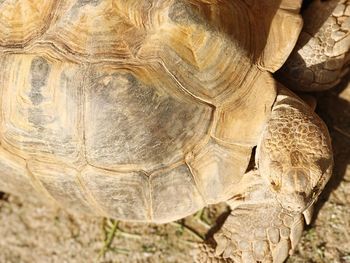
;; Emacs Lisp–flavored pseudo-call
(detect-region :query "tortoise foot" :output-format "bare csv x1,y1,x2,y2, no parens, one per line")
195,202,304,263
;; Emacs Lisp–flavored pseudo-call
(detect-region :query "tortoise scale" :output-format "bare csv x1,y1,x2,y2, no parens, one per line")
0,0,349,262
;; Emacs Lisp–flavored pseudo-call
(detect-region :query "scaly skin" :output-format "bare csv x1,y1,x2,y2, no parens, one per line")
280,0,350,91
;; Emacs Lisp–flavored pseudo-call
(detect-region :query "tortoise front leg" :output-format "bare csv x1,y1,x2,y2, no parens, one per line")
195,171,305,263
195,85,333,263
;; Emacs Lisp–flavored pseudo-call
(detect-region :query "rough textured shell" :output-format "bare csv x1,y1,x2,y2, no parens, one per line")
0,0,301,222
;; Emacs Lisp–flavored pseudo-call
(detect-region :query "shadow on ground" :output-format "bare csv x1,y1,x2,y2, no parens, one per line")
313,75,350,220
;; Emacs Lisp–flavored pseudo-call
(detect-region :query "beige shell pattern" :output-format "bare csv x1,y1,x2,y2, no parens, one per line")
0,0,302,223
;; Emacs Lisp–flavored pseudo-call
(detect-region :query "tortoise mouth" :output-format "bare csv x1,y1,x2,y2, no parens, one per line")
277,192,307,212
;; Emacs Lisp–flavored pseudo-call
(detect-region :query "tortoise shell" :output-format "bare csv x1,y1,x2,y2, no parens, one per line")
0,0,302,223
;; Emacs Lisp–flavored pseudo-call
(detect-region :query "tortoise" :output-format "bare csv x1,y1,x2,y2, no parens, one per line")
0,0,347,262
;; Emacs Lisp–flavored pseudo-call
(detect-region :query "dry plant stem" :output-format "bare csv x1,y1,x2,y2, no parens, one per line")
98,219,119,259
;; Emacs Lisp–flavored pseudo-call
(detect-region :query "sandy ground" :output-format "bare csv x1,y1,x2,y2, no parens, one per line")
0,80,349,263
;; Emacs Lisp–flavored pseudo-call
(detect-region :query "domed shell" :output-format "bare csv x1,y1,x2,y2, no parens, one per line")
0,0,301,223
